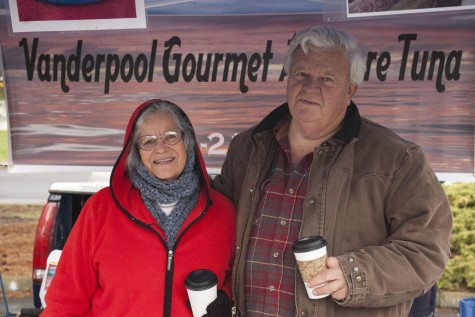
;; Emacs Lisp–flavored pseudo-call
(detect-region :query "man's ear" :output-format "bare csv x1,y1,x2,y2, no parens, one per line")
347,84,358,105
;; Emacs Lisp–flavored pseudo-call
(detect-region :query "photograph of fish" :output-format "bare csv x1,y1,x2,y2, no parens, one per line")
7,0,146,32
348,0,475,16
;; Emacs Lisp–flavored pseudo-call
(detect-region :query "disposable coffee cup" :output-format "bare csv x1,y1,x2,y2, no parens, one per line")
185,269,218,317
292,236,330,299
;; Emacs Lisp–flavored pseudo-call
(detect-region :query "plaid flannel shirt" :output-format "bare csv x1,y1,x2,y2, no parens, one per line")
244,131,312,316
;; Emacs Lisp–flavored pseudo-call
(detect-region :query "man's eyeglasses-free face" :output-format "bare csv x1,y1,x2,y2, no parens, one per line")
137,129,183,151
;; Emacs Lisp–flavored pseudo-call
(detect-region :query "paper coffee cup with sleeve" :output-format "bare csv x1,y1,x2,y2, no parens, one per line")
292,235,330,299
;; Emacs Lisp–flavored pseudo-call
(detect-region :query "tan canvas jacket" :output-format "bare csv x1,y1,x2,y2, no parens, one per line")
213,102,452,317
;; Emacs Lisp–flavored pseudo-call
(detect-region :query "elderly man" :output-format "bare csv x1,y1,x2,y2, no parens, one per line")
214,25,452,317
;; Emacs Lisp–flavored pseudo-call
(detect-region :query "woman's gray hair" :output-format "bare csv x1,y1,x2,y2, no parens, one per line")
126,100,195,175
284,25,367,86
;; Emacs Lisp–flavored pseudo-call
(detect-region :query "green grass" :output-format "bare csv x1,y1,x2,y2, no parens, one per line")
0,130,8,163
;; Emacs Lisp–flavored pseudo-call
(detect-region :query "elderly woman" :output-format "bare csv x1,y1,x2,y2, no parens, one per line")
41,99,235,317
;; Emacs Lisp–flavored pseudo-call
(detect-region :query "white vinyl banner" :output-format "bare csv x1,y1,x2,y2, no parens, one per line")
0,12,474,173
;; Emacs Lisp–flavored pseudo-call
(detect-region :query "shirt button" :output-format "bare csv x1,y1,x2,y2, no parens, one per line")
280,220,287,226
308,198,315,204
349,257,354,262
288,188,294,195
273,252,279,258
300,311,306,316
269,286,275,291
356,276,363,283
354,267,359,272
249,188,254,193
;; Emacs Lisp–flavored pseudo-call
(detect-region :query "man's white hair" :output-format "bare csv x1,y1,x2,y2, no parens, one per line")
284,25,367,86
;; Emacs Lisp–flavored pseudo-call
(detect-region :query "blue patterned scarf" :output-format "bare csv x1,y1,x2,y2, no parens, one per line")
130,150,200,248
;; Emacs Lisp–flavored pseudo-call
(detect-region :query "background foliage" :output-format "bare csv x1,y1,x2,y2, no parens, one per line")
438,182,475,291
0,130,7,162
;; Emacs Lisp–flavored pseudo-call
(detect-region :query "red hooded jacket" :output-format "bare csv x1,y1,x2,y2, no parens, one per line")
42,100,236,317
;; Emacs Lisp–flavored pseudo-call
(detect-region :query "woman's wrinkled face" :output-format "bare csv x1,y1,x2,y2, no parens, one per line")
138,112,187,181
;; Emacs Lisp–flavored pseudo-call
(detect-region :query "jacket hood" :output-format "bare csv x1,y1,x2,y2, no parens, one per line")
109,99,210,220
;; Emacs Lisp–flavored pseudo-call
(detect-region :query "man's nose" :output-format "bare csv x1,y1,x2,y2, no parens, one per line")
303,77,322,91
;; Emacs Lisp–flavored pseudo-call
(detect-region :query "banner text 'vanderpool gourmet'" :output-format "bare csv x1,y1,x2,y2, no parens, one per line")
19,33,462,94
19,37,274,94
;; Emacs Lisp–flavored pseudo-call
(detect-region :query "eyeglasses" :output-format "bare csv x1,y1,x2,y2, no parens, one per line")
137,129,183,150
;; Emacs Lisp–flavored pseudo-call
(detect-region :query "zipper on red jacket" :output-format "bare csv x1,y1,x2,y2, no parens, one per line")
167,250,173,271
163,250,174,317
162,200,210,317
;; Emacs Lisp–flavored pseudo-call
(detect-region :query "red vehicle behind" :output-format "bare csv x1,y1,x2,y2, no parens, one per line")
32,181,106,308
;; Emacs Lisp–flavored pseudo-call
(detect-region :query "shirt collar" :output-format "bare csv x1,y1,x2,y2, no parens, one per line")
254,101,361,145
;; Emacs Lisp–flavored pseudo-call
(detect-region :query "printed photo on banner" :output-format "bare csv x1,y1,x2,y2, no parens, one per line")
347,0,475,17
7,0,146,33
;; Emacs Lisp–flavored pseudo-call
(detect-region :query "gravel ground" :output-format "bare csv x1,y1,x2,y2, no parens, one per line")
1,296,36,317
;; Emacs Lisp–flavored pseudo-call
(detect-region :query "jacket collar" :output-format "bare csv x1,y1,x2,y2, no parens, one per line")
252,101,361,145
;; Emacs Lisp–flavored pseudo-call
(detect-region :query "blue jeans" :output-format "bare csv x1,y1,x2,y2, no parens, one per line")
408,285,437,317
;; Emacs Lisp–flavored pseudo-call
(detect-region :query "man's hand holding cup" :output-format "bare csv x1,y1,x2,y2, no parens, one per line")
308,256,349,301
